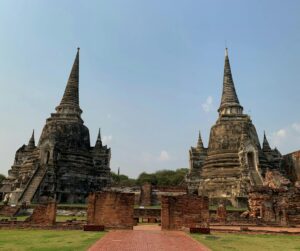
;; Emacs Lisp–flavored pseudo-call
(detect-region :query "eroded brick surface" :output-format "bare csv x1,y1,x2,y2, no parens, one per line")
87,191,134,229
140,183,152,206
26,201,56,225
161,195,209,230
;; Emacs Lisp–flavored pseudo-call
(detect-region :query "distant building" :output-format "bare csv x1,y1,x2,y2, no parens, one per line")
187,49,283,207
0,49,111,204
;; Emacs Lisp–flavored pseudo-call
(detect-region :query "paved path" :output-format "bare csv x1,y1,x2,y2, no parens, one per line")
88,225,210,251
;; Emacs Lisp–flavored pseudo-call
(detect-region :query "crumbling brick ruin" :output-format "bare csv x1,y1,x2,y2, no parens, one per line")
137,183,187,207
161,194,209,230
248,170,300,226
87,191,135,229
26,201,56,225
140,183,152,206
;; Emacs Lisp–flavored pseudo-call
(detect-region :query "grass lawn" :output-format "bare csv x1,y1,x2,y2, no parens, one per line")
0,215,87,222
208,205,247,211
134,205,161,209
192,233,300,251
56,215,86,222
0,229,104,251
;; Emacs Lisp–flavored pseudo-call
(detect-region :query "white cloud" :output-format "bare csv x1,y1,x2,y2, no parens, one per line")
158,150,170,161
276,129,287,138
292,123,300,133
202,96,213,113
269,123,300,153
271,129,287,147
107,114,112,119
103,135,112,144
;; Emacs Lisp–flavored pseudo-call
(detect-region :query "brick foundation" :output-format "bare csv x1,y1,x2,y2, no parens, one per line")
87,191,134,229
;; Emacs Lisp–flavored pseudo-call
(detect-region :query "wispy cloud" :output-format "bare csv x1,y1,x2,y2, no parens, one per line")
103,135,112,145
202,96,213,113
158,150,170,161
269,122,300,152
292,123,300,133
140,150,171,164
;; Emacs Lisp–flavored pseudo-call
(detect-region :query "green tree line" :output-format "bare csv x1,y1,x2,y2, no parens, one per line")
111,168,188,187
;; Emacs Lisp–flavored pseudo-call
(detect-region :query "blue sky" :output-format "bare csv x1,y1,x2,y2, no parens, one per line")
0,1,300,178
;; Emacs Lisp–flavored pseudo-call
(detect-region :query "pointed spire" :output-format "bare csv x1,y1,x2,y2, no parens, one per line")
56,48,82,116
97,128,101,141
218,48,243,115
262,131,272,152
197,131,204,149
95,128,102,148
27,130,35,149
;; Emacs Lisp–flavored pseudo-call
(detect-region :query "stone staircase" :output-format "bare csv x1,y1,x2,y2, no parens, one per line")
250,170,263,186
18,164,48,204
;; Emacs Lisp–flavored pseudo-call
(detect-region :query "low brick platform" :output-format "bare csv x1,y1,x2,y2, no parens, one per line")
190,227,210,234
83,225,104,231
88,227,210,251
210,226,300,234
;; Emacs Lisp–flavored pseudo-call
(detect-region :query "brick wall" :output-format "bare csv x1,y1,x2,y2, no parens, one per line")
248,186,300,226
161,194,209,230
140,183,152,206
87,191,134,229
26,202,56,225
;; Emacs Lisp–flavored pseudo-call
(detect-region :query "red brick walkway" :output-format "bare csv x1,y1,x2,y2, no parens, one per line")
88,226,210,251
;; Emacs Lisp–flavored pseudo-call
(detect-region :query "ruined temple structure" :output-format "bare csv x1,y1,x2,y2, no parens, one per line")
186,49,284,207
248,171,300,226
0,49,111,204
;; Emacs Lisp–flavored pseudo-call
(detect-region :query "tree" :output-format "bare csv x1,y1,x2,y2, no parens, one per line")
136,168,188,186
136,172,157,186
111,172,136,186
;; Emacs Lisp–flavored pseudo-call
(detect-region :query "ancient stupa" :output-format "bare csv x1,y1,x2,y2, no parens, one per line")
1,49,111,204
187,49,281,207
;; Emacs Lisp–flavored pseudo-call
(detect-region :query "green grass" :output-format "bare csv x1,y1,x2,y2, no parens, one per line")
57,204,87,208
192,233,300,251
0,229,104,251
209,205,247,211
56,215,86,222
0,216,28,221
0,215,87,222
134,205,161,209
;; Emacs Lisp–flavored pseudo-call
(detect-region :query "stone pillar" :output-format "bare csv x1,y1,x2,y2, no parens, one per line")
216,204,227,223
26,201,57,225
140,183,152,206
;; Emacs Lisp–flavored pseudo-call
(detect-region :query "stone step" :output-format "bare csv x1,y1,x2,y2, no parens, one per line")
18,165,48,204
